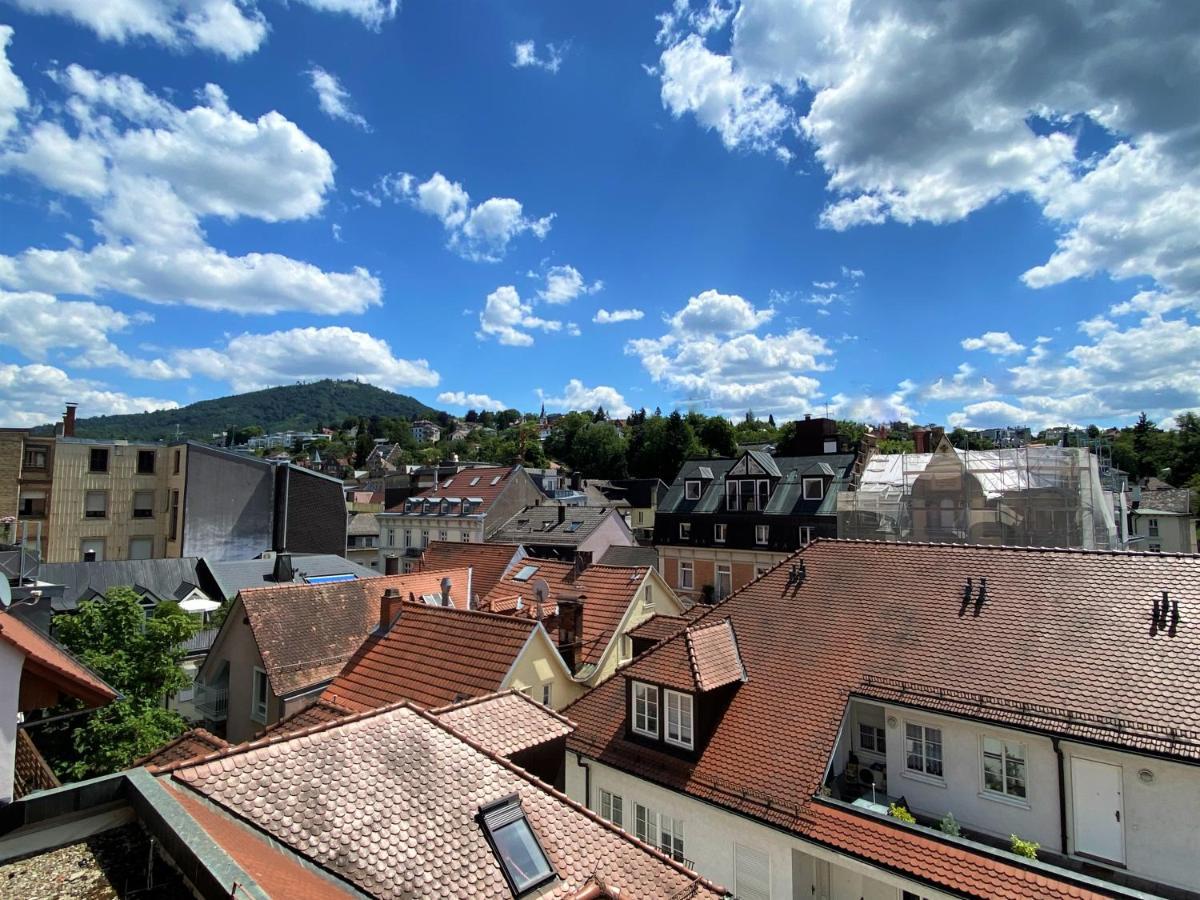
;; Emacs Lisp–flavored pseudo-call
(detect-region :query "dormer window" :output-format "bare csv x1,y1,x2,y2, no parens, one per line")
714,523,726,543
679,522,691,539
478,795,556,895
664,690,694,749
685,480,701,500
803,477,824,501
632,681,659,738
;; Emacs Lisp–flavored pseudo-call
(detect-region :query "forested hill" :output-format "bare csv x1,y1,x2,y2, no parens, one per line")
33,380,442,441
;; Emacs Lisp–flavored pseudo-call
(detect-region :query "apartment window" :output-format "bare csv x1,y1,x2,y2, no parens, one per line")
734,844,771,900
754,525,768,546
664,690,694,749
129,536,154,560
403,529,411,548
644,583,653,609
823,439,838,454
1148,518,1160,537
1149,543,1162,552
251,668,269,723
679,522,691,540
982,737,1027,800
438,529,448,542
136,449,156,474
659,813,685,862
421,529,429,548
172,449,181,474
132,490,155,519
678,561,694,590
798,526,813,546
632,681,659,738
18,492,46,518
685,480,701,500
461,529,471,542
802,477,824,501
634,802,656,845
905,722,944,778
599,789,623,828
541,683,552,707
168,490,180,541
714,523,726,543
725,480,740,511
757,479,769,511
84,491,108,519
89,448,109,473
858,723,886,754
22,447,47,469
715,564,732,600
81,538,105,561
635,510,644,525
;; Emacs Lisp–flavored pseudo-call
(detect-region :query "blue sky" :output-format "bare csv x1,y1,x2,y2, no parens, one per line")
0,0,1197,430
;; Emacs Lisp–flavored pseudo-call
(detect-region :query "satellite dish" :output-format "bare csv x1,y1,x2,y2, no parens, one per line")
0,578,11,610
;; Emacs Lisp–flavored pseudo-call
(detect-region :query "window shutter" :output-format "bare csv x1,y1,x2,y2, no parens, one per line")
734,844,771,900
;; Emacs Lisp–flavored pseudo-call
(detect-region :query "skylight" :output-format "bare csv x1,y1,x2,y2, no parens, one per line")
442,477,454,488
513,564,539,582
479,796,555,895
491,475,503,485
470,476,481,486
304,574,357,584
565,521,582,533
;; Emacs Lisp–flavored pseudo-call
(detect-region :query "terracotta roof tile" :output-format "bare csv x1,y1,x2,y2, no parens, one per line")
684,618,746,692
384,465,518,514
138,728,229,771
170,703,725,898
566,539,1200,898
419,540,523,600
239,568,471,697
322,603,541,712
431,689,574,757
0,615,115,707
626,614,690,644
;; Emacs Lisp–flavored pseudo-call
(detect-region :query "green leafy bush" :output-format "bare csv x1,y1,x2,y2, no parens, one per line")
939,812,961,837
1010,834,1039,859
888,802,916,824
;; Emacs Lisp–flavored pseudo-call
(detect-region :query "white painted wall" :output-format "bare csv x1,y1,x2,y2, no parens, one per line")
0,640,26,804
579,511,637,557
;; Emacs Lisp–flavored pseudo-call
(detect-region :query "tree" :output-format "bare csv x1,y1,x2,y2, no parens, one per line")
354,429,374,467
767,414,776,428
465,409,479,423
594,405,607,422
698,416,737,458
572,422,627,478
52,588,199,779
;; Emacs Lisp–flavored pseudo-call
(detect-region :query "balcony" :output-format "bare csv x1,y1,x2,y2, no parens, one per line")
194,682,228,721
180,627,220,655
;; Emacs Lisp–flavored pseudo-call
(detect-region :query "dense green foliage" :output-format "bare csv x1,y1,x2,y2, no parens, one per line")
33,380,440,442
51,588,199,779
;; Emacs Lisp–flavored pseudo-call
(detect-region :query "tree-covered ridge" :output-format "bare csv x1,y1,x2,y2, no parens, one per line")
31,380,441,442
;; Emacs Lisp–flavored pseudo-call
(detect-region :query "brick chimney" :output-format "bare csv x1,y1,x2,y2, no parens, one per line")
63,403,78,438
439,576,453,607
379,587,404,631
912,426,928,454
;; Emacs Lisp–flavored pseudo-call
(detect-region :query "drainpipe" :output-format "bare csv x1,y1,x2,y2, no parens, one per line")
1052,737,1068,856
574,751,592,810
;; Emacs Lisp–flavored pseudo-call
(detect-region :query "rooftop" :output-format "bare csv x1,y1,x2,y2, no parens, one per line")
597,545,659,568
205,553,381,603
0,613,115,708
660,451,856,517
419,540,525,601
36,557,207,612
431,689,575,757
383,464,518,515
489,506,619,547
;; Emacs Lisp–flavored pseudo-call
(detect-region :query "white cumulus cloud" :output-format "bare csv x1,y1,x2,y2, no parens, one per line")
538,265,602,304
0,26,29,142
307,66,370,130
961,331,1025,356
477,285,562,347
541,379,631,418
593,308,645,324
0,362,178,427
512,40,566,74
437,391,505,411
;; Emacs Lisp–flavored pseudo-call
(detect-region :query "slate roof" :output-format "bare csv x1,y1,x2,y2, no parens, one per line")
606,478,668,509
597,545,659,568
206,553,381,603
1134,488,1193,515
565,539,1200,898
137,728,229,772
659,452,856,518
431,690,575,757
321,603,542,712
37,557,207,612
490,506,620,547
237,568,471,697
0,614,115,708
419,540,525,601
168,703,725,899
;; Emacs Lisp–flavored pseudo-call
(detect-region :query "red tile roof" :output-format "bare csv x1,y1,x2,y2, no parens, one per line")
0,614,115,708
419,540,523,600
169,702,725,898
238,568,472,697
627,613,690,644
384,465,519,514
322,603,544,712
137,728,229,772
431,689,574,757
684,618,746,692
566,540,1200,898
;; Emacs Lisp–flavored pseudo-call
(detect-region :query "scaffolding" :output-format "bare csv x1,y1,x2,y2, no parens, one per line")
837,441,1119,550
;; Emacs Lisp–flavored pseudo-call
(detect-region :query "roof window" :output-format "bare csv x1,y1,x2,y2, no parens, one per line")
442,477,454,488
513,564,539,582
478,795,555,895
491,475,503,485
565,521,582,533
470,476,481,486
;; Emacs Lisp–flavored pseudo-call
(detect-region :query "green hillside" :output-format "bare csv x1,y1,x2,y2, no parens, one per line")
35,380,443,441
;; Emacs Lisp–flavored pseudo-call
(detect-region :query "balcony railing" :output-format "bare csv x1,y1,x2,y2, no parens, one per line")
180,627,220,655
194,683,228,721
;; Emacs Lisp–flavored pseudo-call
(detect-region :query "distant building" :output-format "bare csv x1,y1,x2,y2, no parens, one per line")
345,512,381,569
489,505,637,561
1130,486,1197,553
978,425,1032,447
410,419,442,443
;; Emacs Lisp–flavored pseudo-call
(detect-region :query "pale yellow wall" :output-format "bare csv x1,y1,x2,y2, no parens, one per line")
44,441,170,563
502,629,584,711
585,568,687,686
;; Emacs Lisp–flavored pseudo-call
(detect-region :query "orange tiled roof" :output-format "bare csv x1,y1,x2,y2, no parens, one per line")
239,568,472,697
322,603,542,712
626,613,690,644
431,689,574,757
566,540,1200,898
137,728,229,772
419,540,523,600
684,618,746,692
169,703,725,899
0,614,115,708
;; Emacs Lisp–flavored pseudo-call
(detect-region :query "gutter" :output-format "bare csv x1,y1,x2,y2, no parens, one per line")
574,752,591,810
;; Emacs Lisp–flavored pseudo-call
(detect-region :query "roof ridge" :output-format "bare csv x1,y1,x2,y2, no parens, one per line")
430,687,579,731
807,536,1200,559
397,600,541,628
137,727,228,770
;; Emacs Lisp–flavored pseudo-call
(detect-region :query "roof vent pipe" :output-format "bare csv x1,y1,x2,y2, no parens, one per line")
1160,591,1170,628
440,576,452,607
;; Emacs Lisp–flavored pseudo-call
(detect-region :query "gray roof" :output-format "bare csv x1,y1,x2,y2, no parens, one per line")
598,545,659,568
660,451,856,518
205,554,382,603
347,513,381,536
489,506,615,547
38,558,207,612
1134,489,1193,515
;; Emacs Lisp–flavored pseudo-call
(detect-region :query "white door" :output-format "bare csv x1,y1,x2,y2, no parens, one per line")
1071,758,1125,864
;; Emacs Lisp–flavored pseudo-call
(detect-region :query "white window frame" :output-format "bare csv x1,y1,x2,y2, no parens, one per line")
733,844,771,900
755,524,769,545
715,564,732,600
798,526,813,546
541,683,552,707
634,802,657,845
1148,518,1159,537
725,480,740,511
685,480,701,500
858,722,886,754
251,667,269,723
802,477,824,500
632,681,659,738
678,561,694,590
904,720,944,780
659,812,685,862
980,736,1028,803
714,523,726,543
600,789,623,828
664,690,694,750
438,529,448,542
679,522,691,539
644,582,654,609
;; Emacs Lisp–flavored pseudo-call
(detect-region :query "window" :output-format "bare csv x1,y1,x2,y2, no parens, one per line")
904,722,943,778
461,529,471,542
725,480,740,511
634,802,656,845
541,683,552,707
714,523,726,543
1148,518,1160,537
755,524,769,545
81,538,105,562
644,583,653,609
679,522,691,539
798,526,813,546
18,492,46,518
479,796,555,895
678,561,693,590
715,565,732,600
172,449,181,474
635,510,644,524
823,439,838,454
137,449,156,474
133,490,155,519
664,690,694,749
89,448,109,472
939,498,955,529
1149,543,1162,552
438,529,448,542
403,529,412,548
982,737,1027,800
421,529,429,548
251,668,269,723
632,681,659,738
756,479,769,511
23,447,47,469
659,813,685,862
685,480,701,500
858,723,886,754
129,536,154,560
168,490,179,541
802,477,824,500
84,491,108,519
600,789,623,827
734,844,771,900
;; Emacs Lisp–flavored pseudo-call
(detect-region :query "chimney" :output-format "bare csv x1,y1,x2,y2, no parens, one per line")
63,403,78,438
379,587,402,631
385,554,399,576
804,413,811,420
440,576,453,607
272,552,294,583
570,471,582,491
568,551,592,583
912,427,928,454
558,504,566,524
556,593,585,673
